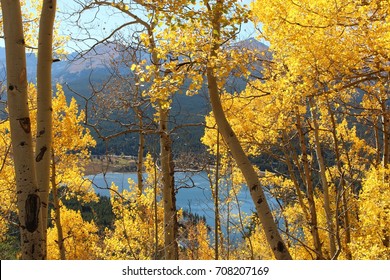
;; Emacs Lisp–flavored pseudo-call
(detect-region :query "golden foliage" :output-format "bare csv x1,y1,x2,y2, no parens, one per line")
47,205,99,260
350,165,390,259
101,155,165,260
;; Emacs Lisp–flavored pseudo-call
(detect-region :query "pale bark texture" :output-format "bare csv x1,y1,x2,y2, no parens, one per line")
281,130,310,222
51,151,66,260
380,95,390,167
36,0,57,257
148,28,178,260
136,109,144,197
296,112,324,259
206,0,291,260
1,0,44,259
327,101,352,259
213,131,220,260
308,98,336,257
159,106,179,260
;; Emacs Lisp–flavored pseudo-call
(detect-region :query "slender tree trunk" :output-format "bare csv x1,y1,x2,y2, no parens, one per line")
282,130,310,221
159,106,178,260
153,159,159,260
51,151,66,260
136,109,144,197
146,28,178,260
296,111,324,259
327,101,352,259
381,98,390,167
374,116,382,166
214,130,220,260
308,98,336,257
207,162,223,260
206,0,291,260
36,0,57,257
1,0,44,259
226,179,230,260
207,73,293,259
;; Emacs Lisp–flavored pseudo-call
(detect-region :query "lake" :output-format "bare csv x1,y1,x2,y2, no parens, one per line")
88,171,277,241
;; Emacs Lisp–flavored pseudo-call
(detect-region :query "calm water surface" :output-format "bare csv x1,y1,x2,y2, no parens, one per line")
88,171,277,241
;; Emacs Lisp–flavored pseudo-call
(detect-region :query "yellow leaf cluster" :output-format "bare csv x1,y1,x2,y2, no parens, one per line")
0,1,68,55
182,220,214,260
350,165,390,259
47,205,100,259
0,121,15,240
0,83,97,241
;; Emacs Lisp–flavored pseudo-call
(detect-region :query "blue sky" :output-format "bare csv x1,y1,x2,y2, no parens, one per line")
58,0,258,52
1,0,258,51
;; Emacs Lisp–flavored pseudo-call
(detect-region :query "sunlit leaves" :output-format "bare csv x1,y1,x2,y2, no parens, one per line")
101,154,165,260
30,84,97,203
0,0,67,54
0,121,15,240
47,205,100,260
0,84,96,245
350,165,390,259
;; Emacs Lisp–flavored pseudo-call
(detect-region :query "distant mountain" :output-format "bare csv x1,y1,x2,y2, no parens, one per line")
0,38,268,91
0,39,268,155
236,37,269,52
1,37,268,79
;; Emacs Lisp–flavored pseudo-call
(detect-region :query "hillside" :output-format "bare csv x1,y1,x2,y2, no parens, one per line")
0,38,268,156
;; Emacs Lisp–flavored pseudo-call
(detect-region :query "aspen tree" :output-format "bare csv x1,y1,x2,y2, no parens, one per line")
36,0,57,256
205,0,291,260
74,1,180,259
0,0,43,259
308,98,336,257
296,109,324,259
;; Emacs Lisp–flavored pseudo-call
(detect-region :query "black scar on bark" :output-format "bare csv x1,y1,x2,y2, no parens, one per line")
38,128,45,137
277,241,285,253
17,117,31,134
35,146,47,162
25,194,40,233
257,197,263,205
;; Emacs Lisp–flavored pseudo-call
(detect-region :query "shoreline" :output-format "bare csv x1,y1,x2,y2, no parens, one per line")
85,155,205,176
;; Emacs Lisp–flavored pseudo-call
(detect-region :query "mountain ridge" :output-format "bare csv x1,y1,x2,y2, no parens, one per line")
0,38,267,155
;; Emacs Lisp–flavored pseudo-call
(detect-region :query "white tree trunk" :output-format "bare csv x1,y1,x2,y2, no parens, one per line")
36,0,57,258
206,0,291,260
308,98,336,257
51,151,66,260
296,112,324,259
1,0,43,259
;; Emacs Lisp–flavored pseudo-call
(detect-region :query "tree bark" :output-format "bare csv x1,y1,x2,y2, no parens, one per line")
1,0,43,259
51,150,66,260
327,101,352,259
296,111,324,259
136,109,145,197
159,106,179,259
308,98,336,257
213,130,220,260
381,96,390,167
206,0,291,260
36,0,57,258
153,160,159,259
282,130,310,221
146,25,179,260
